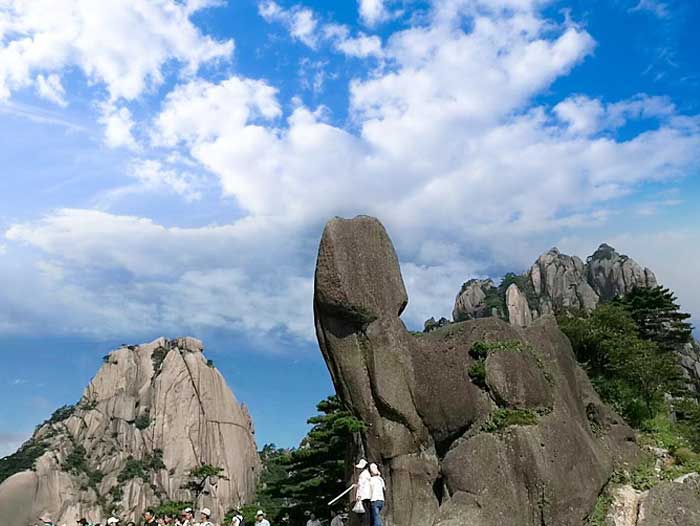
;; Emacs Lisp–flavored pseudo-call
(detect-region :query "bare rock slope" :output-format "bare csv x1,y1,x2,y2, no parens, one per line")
0,337,259,525
314,216,638,526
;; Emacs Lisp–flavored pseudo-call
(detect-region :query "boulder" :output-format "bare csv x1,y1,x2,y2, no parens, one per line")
314,216,638,526
528,248,599,313
586,244,657,302
452,279,497,321
0,338,260,525
505,283,533,328
638,475,700,526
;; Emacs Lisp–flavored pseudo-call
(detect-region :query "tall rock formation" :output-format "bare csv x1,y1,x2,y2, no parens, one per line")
0,337,259,526
314,216,638,526
453,244,657,326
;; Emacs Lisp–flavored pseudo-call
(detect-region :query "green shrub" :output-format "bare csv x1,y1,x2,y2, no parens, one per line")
118,457,148,483
135,413,151,430
151,346,170,372
0,438,48,483
154,500,192,518
483,409,538,433
46,405,76,426
206,359,215,368
586,490,613,526
467,361,486,389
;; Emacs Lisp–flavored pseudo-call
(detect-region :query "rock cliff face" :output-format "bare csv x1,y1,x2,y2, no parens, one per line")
314,216,638,526
453,244,657,324
0,337,259,526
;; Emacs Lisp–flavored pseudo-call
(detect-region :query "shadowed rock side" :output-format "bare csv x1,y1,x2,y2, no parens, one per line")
314,216,638,526
0,337,259,525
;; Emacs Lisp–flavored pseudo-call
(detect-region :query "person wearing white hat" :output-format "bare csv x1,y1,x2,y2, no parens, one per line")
369,463,386,526
180,507,194,526
199,508,214,526
354,459,372,526
106,519,120,525
254,510,270,526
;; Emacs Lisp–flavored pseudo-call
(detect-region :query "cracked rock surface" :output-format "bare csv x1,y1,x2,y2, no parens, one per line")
314,216,638,526
0,337,259,525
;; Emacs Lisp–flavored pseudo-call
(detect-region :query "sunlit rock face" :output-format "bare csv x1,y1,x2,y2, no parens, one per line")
0,337,259,525
314,216,638,526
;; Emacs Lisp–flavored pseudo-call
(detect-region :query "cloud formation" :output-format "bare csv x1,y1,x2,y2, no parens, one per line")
2,0,700,345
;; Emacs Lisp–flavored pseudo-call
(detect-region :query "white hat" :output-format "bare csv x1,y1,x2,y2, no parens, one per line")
39,514,52,523
183,508,193,514
107,518,120,525
355,459,368,469
256,510,266,517
201,508,212,517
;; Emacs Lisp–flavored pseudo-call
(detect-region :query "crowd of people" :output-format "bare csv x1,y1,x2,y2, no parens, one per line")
37,507,265,526
34,458,387,526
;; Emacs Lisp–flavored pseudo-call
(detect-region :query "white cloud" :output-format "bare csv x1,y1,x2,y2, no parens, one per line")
4,209,315,340
260,4,384,58
258,1,319,48
0,0,233,102
94,159,206,207
554,94,676,136
128,159,204,202
100,103,138,150
324,25,384,58
2,0,700,343
35,74,66,107
359,0,388,26
630,0,669,18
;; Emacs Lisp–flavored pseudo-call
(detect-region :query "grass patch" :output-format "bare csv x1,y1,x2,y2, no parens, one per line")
483,408,538,433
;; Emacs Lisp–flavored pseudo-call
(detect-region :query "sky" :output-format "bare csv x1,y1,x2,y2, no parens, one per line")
0,0,699,458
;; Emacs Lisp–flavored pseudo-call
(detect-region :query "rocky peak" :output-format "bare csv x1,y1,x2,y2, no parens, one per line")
586,244,657,302
314,216,638,526
0,338,260,526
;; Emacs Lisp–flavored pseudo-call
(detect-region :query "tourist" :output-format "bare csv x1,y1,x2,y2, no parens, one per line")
77,518,91,526
126,522,136,526
329,510,344,526
38,514,54,525
199,508,215,526
230,509,244,526
143,509,157,525
181,507,194,526
369,463,385,526
304,512,320,526
254,510,270,526
354,459,371,526
106,518,120,525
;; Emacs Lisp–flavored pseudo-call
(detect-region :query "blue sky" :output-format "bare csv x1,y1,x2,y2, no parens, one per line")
0,0,699,457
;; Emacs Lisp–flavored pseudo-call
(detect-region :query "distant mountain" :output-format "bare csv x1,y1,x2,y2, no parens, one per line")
448,244,700,393
452,243,657,325
0,337,259,526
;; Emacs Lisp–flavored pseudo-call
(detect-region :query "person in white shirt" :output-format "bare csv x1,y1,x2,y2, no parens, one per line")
329,511,344,526
354,459,372,526
369,463,386,526
254,510,270,526
304,512,321,526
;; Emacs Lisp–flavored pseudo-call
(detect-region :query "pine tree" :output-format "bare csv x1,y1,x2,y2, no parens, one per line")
614,286,693,353
251,396,365,524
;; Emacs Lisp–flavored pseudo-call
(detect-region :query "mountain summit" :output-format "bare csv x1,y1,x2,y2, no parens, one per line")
0,337,259,525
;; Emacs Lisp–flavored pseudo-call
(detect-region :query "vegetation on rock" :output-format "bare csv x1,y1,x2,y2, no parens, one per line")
244,396,365,524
